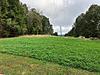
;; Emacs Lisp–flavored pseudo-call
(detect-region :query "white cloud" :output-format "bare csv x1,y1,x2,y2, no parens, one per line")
20,0,100,34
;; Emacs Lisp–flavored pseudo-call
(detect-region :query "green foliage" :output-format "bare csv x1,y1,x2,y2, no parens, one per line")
0,37,100,72
42,16,53,34
0,0,53,37
52,32,58,36
0,53,98,75
27,9,43,34
27,9,53,35
67,4,100,38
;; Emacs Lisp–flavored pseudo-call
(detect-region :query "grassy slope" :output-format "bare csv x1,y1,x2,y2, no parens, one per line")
0,53,99,75
0,37,100,73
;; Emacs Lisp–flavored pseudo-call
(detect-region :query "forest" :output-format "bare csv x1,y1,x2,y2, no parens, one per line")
0,0,53,37
66,5,100,38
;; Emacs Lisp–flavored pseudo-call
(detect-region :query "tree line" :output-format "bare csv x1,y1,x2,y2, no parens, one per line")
0,0,53,37
66,4,100,38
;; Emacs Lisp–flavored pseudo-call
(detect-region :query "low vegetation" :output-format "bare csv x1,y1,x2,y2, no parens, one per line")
0,53,99,75
0,37,100,73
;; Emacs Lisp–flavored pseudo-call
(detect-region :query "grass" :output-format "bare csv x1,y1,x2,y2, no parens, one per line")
0,36,100,73
0,53,67,75
0,53,99,75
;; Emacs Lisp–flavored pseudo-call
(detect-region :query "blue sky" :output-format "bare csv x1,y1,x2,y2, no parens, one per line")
20,0,100,34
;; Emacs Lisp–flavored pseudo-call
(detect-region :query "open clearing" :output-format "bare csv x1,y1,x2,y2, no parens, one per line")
0,53,99,75
0,36,100,75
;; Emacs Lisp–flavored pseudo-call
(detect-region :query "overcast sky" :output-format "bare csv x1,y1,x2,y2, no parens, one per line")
20,0,100,34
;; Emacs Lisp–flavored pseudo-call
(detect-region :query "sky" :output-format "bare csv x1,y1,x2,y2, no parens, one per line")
20,0,100,34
